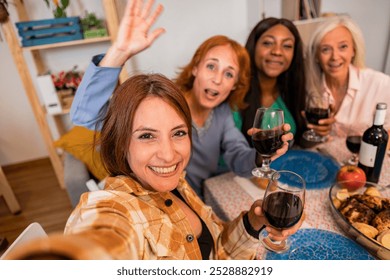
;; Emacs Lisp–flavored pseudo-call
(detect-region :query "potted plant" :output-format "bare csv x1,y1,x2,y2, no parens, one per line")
43,0,70,18
80,11,108,39
51,66,83,108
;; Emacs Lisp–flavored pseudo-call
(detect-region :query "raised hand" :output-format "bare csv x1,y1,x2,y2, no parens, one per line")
101,0,165,67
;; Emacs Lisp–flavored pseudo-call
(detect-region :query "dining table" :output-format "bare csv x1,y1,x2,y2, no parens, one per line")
203,136,390,260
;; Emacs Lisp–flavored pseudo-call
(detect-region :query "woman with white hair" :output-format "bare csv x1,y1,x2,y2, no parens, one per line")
304,15,390,137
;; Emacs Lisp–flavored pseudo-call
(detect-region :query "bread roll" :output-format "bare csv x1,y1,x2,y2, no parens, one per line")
364,186,381,197
250,177,269,190
332,197,342,209
352,222,378,239
336,189,350,201
377,229,390,249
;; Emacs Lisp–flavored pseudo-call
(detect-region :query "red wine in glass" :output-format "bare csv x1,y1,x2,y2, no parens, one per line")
252,130,284,156
303,94,330,143
345,125,362,165
263,192,303,229
259,170,306,254
346,136,362,154
251,108,284,178
345,124,363,165
305,108,329,125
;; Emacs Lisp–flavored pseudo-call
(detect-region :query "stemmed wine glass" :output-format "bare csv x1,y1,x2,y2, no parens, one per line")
259,170,306,254
345,125,362,165
303,94,330,143
251,108,284,178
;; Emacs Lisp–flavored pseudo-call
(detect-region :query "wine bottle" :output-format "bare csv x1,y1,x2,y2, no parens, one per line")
358,103,389,183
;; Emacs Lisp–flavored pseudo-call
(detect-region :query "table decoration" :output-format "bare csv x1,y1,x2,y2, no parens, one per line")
270,149,339,189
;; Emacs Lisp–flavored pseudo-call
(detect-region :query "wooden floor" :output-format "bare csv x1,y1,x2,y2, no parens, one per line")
0,158,73,254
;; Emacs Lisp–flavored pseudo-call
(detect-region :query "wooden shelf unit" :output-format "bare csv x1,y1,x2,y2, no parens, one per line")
22,36,112,51
0,0,127,189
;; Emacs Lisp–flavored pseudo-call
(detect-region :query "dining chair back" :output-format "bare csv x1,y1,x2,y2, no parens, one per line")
0,222,47,260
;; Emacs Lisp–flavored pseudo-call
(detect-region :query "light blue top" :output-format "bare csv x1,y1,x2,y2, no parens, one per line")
71,55,256,197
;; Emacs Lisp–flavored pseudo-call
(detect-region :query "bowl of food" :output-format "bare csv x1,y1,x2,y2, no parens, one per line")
329,180,390,259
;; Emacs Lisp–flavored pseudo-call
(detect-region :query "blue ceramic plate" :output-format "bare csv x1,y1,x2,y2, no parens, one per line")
265,228,375,260
270,150,339,189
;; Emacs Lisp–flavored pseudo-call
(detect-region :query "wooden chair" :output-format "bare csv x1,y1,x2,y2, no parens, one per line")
0,166,21,214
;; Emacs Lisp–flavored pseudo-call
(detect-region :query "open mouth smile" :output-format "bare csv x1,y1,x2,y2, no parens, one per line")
149,164,178,174
328,62,343,69
266,60,283,67
205,89,219,97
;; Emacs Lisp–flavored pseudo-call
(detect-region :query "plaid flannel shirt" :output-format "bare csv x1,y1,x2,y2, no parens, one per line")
63,174,259,259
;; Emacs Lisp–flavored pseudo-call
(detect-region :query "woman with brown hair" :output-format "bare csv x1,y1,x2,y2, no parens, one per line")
6,72,302,260
71,0,292,198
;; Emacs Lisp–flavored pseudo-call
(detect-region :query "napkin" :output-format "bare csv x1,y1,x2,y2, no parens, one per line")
233,176,265,200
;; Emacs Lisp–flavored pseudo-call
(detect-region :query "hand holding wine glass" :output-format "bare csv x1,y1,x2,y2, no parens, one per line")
303,94,331,143
251,108,285,178
259,170,306,253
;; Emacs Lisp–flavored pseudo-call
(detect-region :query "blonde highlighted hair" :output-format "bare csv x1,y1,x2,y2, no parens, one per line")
306,15,366,95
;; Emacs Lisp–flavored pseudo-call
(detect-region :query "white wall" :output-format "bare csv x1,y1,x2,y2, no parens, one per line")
320,0,390,73
0,0,389,166
128,0,250,78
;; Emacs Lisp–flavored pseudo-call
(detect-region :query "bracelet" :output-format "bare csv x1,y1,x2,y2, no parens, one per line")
243,212,266,239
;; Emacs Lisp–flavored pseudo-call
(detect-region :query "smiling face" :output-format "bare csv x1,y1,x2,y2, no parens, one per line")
317,26,355,82
190,44,239,110
127,97,191,192
254,24,295,78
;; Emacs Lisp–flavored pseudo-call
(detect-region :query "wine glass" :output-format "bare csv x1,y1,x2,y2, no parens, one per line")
345,125,362,165
303,94,330,143
251,108,284,178
259,170,306,254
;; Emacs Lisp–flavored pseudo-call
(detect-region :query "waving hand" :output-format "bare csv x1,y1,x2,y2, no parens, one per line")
101,0,165,67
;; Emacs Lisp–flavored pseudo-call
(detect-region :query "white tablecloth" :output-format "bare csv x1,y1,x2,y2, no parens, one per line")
203,137,390,259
